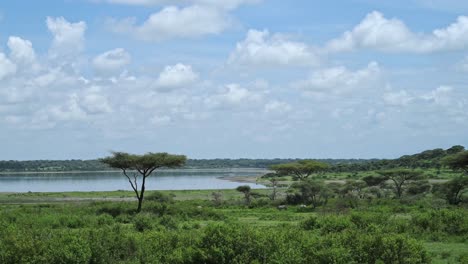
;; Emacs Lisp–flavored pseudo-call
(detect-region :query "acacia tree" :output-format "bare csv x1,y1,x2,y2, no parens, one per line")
441,151,468,204
236,185,252,205
287,179,329,208
100,152,186,212
270,160,329,181
443,150,468,174
378,169,424,198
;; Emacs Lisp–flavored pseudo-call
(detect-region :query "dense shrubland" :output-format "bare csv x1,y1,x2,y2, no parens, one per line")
0,189,467,263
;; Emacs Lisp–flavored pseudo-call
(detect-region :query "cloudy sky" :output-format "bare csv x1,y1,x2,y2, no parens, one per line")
0,0,467,160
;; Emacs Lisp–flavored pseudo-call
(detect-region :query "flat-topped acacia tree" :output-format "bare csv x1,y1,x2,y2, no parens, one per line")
270,160,329,181
100,152,186,212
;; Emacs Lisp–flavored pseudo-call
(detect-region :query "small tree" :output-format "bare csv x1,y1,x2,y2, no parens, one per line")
269,177,279,201
270,160,329,181
211,191,223,206
378,169,424,198
362,175,387,187
236,185,252,205
441,151,468,205
439,176,468,205
287,179,329,208
100,152,186,212
443,150,468,174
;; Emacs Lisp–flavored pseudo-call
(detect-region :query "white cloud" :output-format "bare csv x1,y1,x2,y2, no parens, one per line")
46,17,87,58
421,85,454,106
108,5,231,41
80,87,113,114
264,100,292,114
326,11,468,53
92,48,131,75
48,93,87,122
229,29,319,67
204,83,264,109
0,53,17,80
383,90,413,106
7,37,37,67
155,63,198,90
295,62,382,95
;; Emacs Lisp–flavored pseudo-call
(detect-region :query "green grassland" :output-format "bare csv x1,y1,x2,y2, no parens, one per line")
0,188,467,263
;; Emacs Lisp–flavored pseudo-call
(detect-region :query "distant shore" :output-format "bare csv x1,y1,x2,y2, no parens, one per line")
0,167,269,175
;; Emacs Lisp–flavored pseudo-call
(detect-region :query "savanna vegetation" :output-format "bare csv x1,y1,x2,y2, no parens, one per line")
0,146,467,263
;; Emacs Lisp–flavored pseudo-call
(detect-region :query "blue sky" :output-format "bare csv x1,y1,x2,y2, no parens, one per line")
0,0,467,160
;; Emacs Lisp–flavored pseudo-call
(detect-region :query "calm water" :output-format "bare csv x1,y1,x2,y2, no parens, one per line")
0,168,267,192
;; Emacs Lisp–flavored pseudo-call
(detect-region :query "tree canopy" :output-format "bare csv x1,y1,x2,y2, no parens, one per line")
442,151,468,174
378,169,425,198
270,160,329,181
100,152,186,212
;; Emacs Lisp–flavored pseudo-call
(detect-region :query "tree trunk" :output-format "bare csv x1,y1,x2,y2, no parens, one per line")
137,197,143,213
136,175,147,213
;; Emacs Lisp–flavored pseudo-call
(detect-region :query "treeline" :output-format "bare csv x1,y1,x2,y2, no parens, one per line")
185,158,374,169
0,158,374,172
330,145,466,173
0,145,464,172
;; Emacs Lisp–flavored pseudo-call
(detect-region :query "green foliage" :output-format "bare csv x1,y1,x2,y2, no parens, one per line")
146,191,175,203
362,174,388,186
287,179,330,208
433,176,468,205
236,185,252,204
100,152,186,212
378,169,425,198
1,189,467,263
442,151,468,173
270,160,329,181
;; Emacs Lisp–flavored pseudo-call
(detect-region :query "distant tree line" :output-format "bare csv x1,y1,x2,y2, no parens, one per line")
328,145,465,173
0,145,464,172
0,158,374,172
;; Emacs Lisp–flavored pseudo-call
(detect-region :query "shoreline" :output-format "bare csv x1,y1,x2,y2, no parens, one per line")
0,167,269,175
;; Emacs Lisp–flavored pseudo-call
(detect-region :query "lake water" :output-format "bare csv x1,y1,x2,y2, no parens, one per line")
0,168,268,192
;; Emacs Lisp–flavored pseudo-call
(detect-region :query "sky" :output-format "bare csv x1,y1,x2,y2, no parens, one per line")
0,0,467,160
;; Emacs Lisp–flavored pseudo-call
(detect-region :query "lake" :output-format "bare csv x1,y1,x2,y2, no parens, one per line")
0,168,268,192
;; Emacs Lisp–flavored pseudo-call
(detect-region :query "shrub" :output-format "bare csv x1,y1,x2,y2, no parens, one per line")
146,191,175,203
133,213,155,232
300,216,320,230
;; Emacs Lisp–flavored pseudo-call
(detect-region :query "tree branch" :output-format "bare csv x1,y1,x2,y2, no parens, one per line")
122,169,140,199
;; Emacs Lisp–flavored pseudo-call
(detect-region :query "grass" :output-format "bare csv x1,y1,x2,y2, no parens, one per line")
0,187,466,263
425,242,468,264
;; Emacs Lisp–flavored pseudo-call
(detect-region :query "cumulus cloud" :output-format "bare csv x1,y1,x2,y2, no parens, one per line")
92,48,131,75
294,62,382,95
421,86,454,106
80,87,113,114
326,11,468,53
204,83,264,109
46,17,87,58
264,100,292,114
383,90,413,106
0,53,17,80
7,37,37,68
107,5,231,41
229,29,319,67
155,63,198,90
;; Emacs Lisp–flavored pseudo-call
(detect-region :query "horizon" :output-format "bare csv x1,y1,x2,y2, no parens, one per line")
2,143,464,161
1,1,467,160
